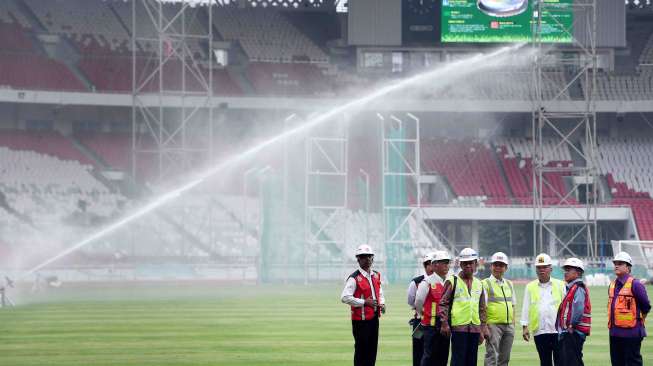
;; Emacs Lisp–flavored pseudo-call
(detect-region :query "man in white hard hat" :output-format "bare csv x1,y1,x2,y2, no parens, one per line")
438,247,489,366
415,250,452,366
341,244,386,366
482,252,516,366
521,253,566,366
608,251,650,366
407,252,435,366
555,258,591,366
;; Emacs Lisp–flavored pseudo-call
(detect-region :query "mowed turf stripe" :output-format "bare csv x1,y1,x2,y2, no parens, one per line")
0,283,651,366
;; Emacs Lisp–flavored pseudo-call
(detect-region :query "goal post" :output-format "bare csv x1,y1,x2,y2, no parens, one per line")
611,240,653,279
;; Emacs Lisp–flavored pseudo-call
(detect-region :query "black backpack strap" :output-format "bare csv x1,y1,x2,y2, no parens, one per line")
348,270,361,280
412,275,425,287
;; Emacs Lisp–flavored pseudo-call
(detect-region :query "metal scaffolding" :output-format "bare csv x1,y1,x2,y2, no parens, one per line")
380,113,429,281
304,114,349,283
131,0,215,183
532,0,598,257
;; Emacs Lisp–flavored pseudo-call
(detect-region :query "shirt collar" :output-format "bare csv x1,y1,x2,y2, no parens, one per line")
490,274,504,283
358,267,372,278
427,272,446,284
567,278,583,288
617,273,631,284
538,279,553,287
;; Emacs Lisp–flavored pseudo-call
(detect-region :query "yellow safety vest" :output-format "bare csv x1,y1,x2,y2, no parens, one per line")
483,277,514,324
526,278,565,333
449,275,483,327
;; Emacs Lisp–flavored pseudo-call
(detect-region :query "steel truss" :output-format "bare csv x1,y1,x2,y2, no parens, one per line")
304,114,349,283
380,113,434,278
532,0,598,257
131,0,215,183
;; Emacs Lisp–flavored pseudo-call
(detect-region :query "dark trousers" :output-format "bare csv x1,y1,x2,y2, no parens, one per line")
411,319,424,366
450,331,480,366
534,334,560,366
352,317,379,366
420,326,450,366
610,336,643,366
559,332,585,366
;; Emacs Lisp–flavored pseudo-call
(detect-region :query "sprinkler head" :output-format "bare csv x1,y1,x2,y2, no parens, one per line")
477,0,528,17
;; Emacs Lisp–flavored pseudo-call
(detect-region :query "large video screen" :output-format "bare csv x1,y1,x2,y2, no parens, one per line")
441,0,573,43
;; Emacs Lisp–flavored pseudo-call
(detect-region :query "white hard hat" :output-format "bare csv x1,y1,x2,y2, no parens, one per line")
534,253,553,266
562,257,585,272
355,244,374,257
490,252,509,265
422,252,434,263
458,247,479,262
613,251,633,266
433,250,453,261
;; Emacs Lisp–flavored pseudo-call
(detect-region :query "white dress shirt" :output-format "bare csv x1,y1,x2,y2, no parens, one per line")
520,279,566,336
414,272,447,317
407,273,427,309
341,267,385,307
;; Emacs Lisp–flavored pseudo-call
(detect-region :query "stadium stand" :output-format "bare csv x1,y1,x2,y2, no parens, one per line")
0,146,123,222
0,0,652,263
0,130,92,164
495,137,577,205
592,136,653,198
0,20,85,91
584,136,653,240
211,7,328,63
246,62,331,96
0,1,32,29
421,138,512,204
76,132,131,171
23,0,132,53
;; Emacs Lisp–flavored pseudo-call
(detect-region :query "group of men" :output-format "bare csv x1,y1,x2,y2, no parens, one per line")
341,244,650,366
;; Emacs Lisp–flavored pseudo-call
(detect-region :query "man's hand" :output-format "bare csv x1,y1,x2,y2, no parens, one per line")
380,304,386,314
440,323,451,337
364,296,378,307
479,326,489,345
522,326,530,342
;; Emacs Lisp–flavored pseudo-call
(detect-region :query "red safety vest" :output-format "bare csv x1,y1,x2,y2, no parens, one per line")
608,276,639,329
557,282,592,335
349,270,382,321
421,281,445,326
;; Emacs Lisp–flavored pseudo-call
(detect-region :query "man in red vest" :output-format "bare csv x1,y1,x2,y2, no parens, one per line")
341,244,386,366
408,252,435,366
414,250,452,366
555,258,591,366
608,251,650,366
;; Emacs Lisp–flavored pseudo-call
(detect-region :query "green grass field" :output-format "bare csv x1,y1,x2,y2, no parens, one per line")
0,281,651,365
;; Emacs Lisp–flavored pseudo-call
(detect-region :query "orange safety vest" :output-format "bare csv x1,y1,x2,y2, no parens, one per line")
421,281,445,327
608,276,638,329
349,270,382,321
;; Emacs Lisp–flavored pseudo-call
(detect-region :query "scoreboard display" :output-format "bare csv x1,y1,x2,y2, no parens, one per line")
402,0,440,44
439,0,574,43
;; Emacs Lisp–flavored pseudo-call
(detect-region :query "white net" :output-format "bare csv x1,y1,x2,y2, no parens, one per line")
611,240,653,276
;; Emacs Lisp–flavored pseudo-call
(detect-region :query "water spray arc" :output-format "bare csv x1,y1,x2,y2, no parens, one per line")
20,43,528,282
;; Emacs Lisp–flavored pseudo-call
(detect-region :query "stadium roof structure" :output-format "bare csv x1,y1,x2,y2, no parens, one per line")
130,0,335,9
